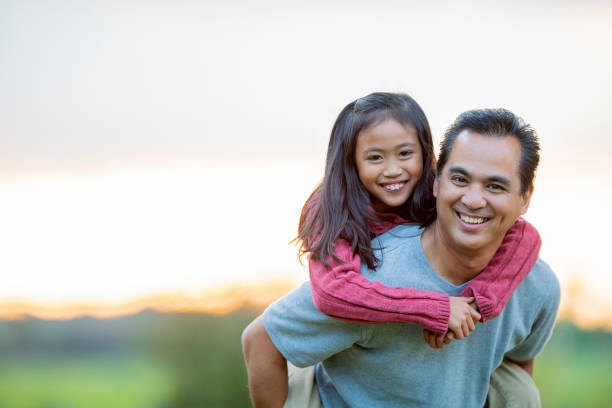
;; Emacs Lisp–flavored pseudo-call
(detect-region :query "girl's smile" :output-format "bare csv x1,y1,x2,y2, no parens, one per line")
354,117,423,212
380,180,408,192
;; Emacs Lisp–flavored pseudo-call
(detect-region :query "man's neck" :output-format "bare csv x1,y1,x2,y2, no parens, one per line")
421,221,503,286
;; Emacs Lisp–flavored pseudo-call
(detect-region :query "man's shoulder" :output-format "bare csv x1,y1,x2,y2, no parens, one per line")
526,258,560,294
517,257,561,312
372,223,423,250
380,223,423,237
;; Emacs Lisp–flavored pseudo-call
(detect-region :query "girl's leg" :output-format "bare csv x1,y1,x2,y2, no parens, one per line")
283,362,323,408
486,359,541,408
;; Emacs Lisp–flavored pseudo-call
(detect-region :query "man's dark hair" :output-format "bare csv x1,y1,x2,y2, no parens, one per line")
437,108,540,195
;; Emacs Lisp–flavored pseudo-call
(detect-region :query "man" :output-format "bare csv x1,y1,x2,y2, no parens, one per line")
242,109,560,407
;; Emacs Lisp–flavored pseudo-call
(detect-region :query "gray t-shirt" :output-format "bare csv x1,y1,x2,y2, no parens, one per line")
263,224,560,407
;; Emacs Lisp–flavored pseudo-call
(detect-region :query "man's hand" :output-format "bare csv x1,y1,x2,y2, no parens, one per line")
423,297,481,349
423,329,455,349
242,315,288,408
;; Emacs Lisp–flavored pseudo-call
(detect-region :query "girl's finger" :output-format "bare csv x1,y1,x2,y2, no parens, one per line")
462,320,470,338
468,315,476,332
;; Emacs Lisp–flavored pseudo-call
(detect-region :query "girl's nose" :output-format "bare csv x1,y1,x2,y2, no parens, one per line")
383,161,402,178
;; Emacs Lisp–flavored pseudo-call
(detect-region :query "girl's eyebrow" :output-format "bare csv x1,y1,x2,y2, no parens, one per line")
396,141,418,149
362,141,418,154
362,146,383,154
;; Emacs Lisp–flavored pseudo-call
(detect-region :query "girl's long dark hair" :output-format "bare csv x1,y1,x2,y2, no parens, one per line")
295,92,437,270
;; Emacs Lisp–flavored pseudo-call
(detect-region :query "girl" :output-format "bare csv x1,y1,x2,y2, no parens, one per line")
295,92,540,343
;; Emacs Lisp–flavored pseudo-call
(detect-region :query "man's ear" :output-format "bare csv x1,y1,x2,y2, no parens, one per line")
520,185,534,215
433,176,439,198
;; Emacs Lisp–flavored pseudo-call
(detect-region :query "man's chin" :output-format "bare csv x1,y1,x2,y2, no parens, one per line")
450,230,491,252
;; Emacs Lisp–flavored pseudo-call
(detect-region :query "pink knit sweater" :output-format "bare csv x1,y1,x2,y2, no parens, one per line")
309,215,541,334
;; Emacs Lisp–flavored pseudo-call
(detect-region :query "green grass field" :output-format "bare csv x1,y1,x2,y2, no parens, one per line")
0,312,609,408
535,322,612,408
0,354,174,408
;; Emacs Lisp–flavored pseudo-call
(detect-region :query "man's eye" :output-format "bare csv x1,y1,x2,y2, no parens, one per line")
488,184,505,192
367,155,383,161
451,175,467,184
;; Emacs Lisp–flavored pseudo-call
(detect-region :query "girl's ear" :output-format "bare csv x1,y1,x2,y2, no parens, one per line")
433,176,439,198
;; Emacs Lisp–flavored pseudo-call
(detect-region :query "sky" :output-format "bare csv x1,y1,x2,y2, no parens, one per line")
1,0,611,328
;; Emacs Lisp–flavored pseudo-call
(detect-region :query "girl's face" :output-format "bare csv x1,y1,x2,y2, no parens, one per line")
354,117,423,212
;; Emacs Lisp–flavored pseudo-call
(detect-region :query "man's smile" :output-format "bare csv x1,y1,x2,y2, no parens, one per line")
454,210,492,229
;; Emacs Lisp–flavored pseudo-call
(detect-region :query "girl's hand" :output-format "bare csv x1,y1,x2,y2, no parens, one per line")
423,297,481,349
448,296,481,339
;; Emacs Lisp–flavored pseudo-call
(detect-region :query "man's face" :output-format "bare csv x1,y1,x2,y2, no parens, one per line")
433,130,533,254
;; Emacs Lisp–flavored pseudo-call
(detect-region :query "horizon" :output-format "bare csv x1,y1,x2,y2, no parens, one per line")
2,1,611,331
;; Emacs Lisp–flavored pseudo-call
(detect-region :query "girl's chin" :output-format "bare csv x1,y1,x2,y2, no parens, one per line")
373,201,404,214
371,192,410,213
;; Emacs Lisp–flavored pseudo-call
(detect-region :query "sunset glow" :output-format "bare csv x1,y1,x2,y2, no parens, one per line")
1,1,611,332
0,281,296,321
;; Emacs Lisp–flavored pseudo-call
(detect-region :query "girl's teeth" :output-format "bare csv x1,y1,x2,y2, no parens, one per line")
459,214,487,224
384,183,404,191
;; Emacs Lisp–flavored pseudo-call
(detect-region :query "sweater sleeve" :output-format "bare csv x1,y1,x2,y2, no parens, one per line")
309,238,451,334
458,217,541,322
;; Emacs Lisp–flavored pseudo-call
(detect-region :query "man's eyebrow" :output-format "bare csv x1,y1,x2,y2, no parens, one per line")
485,175,512,187
448,166,470,177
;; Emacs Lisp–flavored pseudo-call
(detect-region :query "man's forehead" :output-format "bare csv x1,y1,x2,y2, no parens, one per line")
445,130,522,181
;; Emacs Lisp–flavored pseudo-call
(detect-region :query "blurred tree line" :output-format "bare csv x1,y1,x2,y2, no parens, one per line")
0,309,610,407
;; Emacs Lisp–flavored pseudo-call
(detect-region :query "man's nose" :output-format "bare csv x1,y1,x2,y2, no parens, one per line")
461,186,487,210
383,160,402,178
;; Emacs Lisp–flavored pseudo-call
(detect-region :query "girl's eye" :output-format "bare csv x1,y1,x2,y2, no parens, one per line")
398,150,413,158
367,154,383,162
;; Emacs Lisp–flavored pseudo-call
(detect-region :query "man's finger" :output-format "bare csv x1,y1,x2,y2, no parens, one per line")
431,336,439,349
424,330,437,349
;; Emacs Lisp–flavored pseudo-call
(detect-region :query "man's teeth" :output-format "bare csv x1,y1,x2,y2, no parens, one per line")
459,214,487,224
383,183,404,191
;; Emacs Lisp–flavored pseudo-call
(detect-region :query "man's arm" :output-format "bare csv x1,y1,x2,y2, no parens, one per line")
242,315,288,408
503,262,560,377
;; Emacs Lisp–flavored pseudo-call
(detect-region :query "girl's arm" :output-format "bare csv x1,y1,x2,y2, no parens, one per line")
458,217,541,322
310,217,540,333
309,240,452,334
